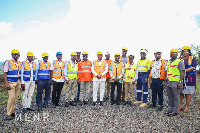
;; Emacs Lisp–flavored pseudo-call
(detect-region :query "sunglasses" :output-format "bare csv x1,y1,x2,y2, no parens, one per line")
83,55,88,57
14,53,20,56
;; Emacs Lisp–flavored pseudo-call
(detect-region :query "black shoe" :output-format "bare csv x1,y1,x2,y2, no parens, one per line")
22,108,27,113
116,102,121,105
56,103,63,107
165,110,172,115
5,115,13,120
123,101,128,105
110,101,114,105
147,103,156,108
70,101,76,106
65,102,70,107
52,104,56,108
27,107,36,111
155,105,163,111
130,102,134,107
78,101,83,106
92,102,97,106
37,107,42,111
105,97,109,101
11,113,15,118
100,101,103,106
42,105,47,108
84,101,89,105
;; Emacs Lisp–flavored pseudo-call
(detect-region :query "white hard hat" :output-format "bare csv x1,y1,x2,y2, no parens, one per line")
140,48,148,54
154,50,162,54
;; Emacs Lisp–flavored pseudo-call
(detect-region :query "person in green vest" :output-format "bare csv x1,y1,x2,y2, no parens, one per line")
65,52,78,107
165,48,185,117
124,55,138,107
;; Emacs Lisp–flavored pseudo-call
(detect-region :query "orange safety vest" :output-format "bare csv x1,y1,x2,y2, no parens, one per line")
78,60,92,82
52,60,65,79
22,61,36,81
150,59,167,80
38,60,51,80
104,59,112,79
110,61,123,80
93,60,107,79
6,59,21,82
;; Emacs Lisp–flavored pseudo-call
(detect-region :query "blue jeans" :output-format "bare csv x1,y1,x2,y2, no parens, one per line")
36,79,51,107
137,74,148,103
151,78,164,106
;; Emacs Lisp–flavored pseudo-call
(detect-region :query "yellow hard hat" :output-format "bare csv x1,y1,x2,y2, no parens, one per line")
11,49,20,55
122,47,128,51
27,51,34,56
71,52,77,56
170,48,179,53
114,53,121,57
97,51,103,55
182,46,191,50
82,51,88,55
42,52,49,57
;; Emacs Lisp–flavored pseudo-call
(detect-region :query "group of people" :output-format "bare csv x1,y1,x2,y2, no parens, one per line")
4,46,197,120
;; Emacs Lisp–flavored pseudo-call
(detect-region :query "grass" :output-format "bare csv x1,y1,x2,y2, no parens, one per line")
196,81,200,99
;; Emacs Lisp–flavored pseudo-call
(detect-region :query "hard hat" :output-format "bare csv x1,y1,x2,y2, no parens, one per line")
82,51,88,55
114,53,121,57
182,46,191,51
42,52,49,57
170,48,179,53
122,47,128,51
105,52,110,56
56,51,62,56
154,50,162,54
140,48,148,54
11,49,20,55
97,51,103,55
128,54,134,57
27,51,34,56
71,52,77,56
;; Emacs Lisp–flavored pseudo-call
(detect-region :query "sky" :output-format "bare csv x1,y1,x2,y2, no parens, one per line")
0,0,200,63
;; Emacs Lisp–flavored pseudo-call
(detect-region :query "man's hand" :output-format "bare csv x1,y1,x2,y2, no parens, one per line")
78,78,80,84
145,78,148,83
132,81,135,84
6,83,11,90
149,78,151,84
21,84,25,91
66,80,70,84
97,74,101,79
177,83,182,89
114,77,118,82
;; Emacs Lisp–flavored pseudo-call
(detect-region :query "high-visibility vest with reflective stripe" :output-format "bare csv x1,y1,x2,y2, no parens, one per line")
125,63,137,82
23,61,36,81
93,60,106,79
52,60,65,79
110,61,123,80
78,60,92,82
66,61,78,79
6,59,21,82
150,59,167,80
167,59,181,82
137,58,151,72
104,59,112,79
38,60,51,80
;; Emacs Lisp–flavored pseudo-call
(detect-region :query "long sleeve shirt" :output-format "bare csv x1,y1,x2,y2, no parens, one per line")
64,60,77,81
109,61,125,83
21,61,34,84
91,60,108,82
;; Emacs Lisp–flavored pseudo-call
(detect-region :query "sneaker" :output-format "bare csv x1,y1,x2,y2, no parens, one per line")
147,103,156,108
65,102,70,107
92,102,97,106
155,105,163,111
133,101,142,105
99,101,103,106
140,103,147,107
22,108,27,113
5,115,13,120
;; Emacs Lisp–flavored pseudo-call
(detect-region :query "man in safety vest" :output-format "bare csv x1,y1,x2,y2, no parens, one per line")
36,52,52,111
104,52,112,100
51,51,65,108
76,52,81,102
110,53,125,105
91,51,108,106
124,55,137,107
21,51,36,113
134,49,151,107
120,47,129,102
148,50,167,111
4,49,21,120
65,52,78,107
165,49,185,117
77,51,92,106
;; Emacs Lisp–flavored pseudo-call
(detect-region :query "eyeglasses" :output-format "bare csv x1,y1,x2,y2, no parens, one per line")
13,53,20,56
83,55,88,57
140,53,146,55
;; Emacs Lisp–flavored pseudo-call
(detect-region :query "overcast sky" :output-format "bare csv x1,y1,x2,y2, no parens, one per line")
0,0,200,63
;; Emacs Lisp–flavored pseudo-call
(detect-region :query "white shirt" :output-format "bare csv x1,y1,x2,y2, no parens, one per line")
21,61,34,84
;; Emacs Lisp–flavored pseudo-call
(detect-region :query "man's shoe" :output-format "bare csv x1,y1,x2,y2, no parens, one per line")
84,101,89,105
37,107,42,111
147,103,156,108
65,102,70,107
5,115,13,120
155,105,163,111
99,101,103,106
130,102,134,107
52,104,56,108
78,101,83,106
110,101,114,105
22,108,27,113
134,101,142,105
165,110,172,115
56,103,63,107
11,113,15,118
42,105,47,108
116,102,121,105
140,103,147,107
168,113,177,117
70,101,76,106
92,102,97,106
123,101,128,105
27,107,36,111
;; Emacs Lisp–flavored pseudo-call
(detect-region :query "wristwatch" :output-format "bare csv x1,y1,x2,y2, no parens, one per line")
179,81,182,83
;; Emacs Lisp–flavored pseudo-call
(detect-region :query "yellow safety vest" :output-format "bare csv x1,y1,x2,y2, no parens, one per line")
167,59,181,82
125,63,137,83
67,61,78,79
93,60,106,79
137,58,151,72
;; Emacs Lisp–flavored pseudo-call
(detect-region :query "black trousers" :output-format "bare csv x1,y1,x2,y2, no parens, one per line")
52,81,64,104
151,78,164,106
111,82,122,103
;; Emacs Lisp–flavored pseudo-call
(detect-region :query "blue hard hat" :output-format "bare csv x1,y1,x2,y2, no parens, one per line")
56,51,62,56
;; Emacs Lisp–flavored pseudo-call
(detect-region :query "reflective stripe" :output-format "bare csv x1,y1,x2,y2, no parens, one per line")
137,90,142,92
7,75,18,77
80,66,91,68
138,66,150,68
23,75,35,77
8,60,13,69
80,70,91,73
38,73,50,75
52,74,62,76
168,74,180,78
68,72,77,74
138,70,148,72
94,69,105,71
143,92,148,94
